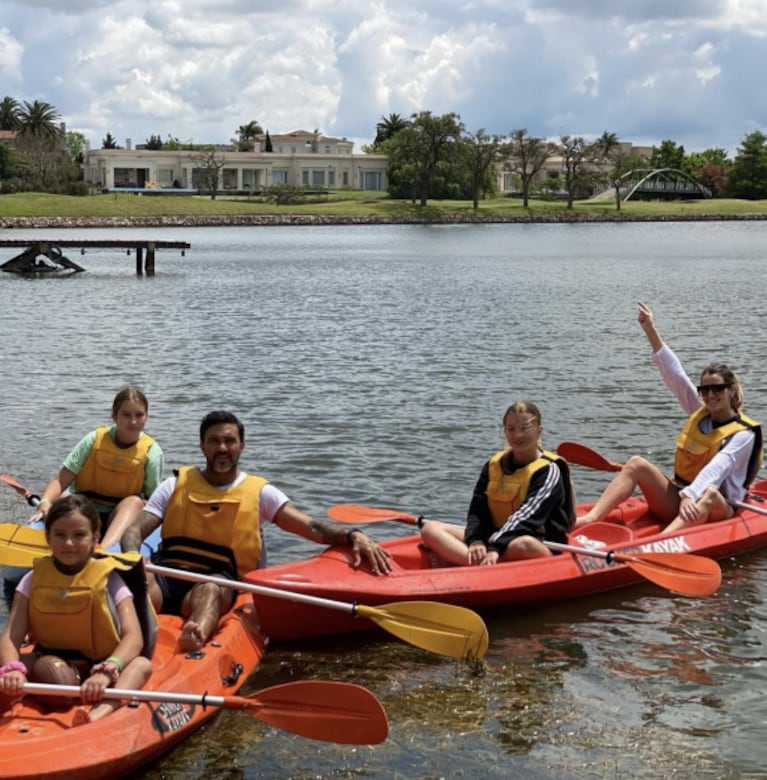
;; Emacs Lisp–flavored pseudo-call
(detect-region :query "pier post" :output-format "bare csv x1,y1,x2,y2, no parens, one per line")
135,247,143,275
146,243,156,276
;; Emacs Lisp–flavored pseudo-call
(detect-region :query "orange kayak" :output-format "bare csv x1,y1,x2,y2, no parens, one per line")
245,479,767,641
0,594,265,780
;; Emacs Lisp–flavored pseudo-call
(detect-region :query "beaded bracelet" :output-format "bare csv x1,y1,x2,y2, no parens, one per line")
0,661,28,676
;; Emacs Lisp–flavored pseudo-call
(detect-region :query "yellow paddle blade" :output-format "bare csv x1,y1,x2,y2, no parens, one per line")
0,523,50,566
356,600,489,660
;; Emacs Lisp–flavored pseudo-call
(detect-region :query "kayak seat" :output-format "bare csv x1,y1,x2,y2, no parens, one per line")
569,522,634,547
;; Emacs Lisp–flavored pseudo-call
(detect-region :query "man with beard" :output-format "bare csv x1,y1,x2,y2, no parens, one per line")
121,410,391,650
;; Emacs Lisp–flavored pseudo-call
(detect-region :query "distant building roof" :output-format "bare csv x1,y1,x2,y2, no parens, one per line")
261,130,352,145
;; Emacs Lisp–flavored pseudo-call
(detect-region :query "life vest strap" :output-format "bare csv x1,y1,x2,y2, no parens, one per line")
154,536,238,580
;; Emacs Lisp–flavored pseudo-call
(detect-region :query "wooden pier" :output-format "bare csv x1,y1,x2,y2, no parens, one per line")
0,239,190,275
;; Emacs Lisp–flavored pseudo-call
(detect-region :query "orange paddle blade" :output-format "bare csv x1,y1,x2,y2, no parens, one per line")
327,504,421,525
612,550,722,597
21,681,388,744
545,540,722,597
0,474,40,506
231,680,388,744
556,442,623,472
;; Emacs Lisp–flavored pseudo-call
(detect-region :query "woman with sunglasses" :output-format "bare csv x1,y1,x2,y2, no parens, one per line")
576,301,762,533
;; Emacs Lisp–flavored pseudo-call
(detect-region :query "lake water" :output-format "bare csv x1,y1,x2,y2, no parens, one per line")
1,220,767,778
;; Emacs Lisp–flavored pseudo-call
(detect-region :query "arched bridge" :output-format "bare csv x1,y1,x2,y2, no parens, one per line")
614,168,712,201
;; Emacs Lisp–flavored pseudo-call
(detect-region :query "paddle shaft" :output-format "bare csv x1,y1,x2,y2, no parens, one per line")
543,540,681,568
147,562,371,618
545,540,619,563
729,498,767,517
22,682,238,707
147,563,488,658
545,540,689,567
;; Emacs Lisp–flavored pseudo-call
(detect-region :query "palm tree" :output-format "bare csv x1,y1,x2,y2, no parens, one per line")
16,100,61,142
374,113,409,147
594,131,620,159
13,100,62,188
0,96,21,131
238,121,263,139
235,121,263,150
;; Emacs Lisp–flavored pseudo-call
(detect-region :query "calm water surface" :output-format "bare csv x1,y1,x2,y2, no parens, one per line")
1,221,767,778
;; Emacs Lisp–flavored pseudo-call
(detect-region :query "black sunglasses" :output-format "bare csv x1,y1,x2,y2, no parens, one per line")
697,383,729,396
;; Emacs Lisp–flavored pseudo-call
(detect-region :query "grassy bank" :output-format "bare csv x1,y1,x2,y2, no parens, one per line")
1,190,767,221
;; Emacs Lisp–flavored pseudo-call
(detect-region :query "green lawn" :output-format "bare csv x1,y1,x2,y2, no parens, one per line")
1,191,767,220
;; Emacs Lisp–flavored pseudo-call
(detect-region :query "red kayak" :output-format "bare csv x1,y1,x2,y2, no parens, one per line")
244,479,767,642
0,594,264,780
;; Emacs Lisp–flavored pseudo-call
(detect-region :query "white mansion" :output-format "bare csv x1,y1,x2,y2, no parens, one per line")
82,130,388,192
80,129,652,196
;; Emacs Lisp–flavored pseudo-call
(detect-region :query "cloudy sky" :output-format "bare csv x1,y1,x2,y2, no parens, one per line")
1,0,765,155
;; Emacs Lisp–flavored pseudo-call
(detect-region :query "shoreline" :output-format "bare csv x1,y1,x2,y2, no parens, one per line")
1,211,767,229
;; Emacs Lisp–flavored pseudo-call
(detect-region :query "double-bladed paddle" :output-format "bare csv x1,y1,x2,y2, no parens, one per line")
19,680,388,744
0,517,488,661
325,504,722,597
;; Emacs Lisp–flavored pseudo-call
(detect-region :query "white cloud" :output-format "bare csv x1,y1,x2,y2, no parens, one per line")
0,0,765,155
0,27,23,85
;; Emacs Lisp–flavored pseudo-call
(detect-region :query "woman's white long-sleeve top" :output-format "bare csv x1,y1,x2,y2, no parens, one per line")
652,344,755,503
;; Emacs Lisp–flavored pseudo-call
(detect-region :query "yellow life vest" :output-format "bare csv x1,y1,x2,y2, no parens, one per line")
674,408,763,487
29,552,155,662
158,466,267,579
75,426,156,507
486,449,572,529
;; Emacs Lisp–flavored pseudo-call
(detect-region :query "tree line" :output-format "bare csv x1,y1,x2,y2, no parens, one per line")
3,92,767,204
370,111,767,207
